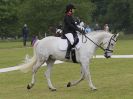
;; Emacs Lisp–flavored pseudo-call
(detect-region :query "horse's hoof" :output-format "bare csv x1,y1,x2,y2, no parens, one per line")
51,88,57,91
67,82,71,87
49,87,57,91
27,84,31,89
91,88,97,91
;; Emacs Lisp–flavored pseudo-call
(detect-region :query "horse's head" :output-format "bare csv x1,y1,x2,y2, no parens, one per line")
102,33,119,58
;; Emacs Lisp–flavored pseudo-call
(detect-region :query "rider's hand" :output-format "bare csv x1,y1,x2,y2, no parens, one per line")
77,28,85,34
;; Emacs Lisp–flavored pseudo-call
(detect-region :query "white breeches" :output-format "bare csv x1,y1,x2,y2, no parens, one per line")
65,33,74,45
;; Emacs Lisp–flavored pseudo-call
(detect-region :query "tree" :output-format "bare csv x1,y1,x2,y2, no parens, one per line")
92,0,133,34
0,0,22,38
0,0,96,38
106,0,130,33
18,0,95,37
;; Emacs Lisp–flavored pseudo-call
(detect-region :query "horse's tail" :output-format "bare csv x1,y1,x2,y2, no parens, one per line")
18,40,39,73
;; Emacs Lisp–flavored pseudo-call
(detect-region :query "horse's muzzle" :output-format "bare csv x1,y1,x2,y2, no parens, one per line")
104,52,112,58
104,55,111,58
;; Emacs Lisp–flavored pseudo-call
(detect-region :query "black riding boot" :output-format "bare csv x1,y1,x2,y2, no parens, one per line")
72,36,79,48
65,42,72,59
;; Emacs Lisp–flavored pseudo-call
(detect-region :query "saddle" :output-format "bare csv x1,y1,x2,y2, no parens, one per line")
58,35,81,51
58,35,82,63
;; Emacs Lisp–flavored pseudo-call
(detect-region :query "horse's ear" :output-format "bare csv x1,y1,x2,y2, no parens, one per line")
113,33,119,41
114,33,119,38
116,33,119,37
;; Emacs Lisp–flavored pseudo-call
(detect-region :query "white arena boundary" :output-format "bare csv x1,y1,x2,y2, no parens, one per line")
93,55,133,58
0,60,63,73
0,55,133,73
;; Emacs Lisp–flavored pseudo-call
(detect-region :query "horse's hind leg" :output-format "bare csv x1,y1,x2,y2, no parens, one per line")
27,59,44,89
67,66,85,87
45,58,56,91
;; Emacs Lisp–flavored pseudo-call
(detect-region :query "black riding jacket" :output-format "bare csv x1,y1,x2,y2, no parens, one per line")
63,13,79,37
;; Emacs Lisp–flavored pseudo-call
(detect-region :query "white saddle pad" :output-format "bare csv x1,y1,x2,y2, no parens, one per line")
58,37,82,51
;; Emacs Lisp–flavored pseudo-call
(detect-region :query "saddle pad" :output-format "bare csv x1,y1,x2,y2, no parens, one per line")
58,38,82,51
58,39,68,50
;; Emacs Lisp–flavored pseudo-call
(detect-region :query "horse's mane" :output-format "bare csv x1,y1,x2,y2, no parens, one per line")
41,30,112,41
85,30,113,39
85,30,110,36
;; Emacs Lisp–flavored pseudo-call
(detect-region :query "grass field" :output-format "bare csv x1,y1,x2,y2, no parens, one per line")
0,40,133,99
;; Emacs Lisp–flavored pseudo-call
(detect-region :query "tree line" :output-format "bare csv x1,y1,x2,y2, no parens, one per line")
0,0,132,39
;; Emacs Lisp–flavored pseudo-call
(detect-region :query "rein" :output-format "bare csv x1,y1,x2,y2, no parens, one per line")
81,33,116,53
82,34,105,51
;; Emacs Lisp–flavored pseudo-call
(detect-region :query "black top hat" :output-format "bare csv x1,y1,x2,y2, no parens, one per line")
65,4,76,13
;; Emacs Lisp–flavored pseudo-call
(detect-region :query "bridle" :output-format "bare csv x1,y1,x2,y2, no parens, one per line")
104,34,117,53
82,33,117,55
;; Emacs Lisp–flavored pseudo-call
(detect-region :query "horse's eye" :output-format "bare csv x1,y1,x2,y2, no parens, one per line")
111,43,114,46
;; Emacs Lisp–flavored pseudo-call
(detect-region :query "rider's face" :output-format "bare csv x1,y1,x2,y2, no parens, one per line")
72,9,75,13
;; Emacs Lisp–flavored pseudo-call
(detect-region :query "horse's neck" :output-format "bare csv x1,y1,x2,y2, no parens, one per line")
92,32,106,44
81,32,108,55
86,31,108,44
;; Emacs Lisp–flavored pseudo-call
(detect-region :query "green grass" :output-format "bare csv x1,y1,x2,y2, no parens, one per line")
115,40,133,54
118,34,133,40
0,41,31,49
0,42,32,68
0,40,133,99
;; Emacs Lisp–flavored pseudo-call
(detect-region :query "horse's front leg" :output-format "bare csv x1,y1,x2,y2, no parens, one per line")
82,61,97,90
67,66,85,87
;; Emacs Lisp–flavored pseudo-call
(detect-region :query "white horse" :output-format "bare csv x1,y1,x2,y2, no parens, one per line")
18,31,119,91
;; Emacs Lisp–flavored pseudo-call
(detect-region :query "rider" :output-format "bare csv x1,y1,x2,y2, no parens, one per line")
63,3,83,59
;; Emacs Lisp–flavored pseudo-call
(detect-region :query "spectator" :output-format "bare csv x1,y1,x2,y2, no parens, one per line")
55,23,63,37
31,35,38,46
85,25,91,33
75,17,85,33
94,23,100,31
22,24,29,46
104,24,109,32
75,17,81,25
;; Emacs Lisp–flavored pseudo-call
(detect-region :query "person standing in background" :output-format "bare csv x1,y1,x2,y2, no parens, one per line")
55,23,63,37
94,23,100,31
85,25,91,33
22,24,29,46
104,24,109,32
